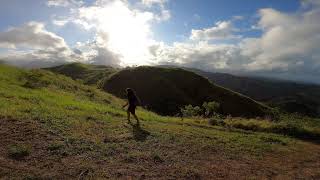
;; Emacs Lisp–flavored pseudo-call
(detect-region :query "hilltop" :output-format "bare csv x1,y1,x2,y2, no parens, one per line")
157,65,320,117
0,64,320,179
46,62,117,85
103,66,274,118
187,68,320,117
48,63,320,117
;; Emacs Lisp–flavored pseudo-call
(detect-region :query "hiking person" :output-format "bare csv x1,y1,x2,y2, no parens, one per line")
122,88,140,124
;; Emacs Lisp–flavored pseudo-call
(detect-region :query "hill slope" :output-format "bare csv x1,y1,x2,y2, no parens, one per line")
1,64,320,179
46,62,117,85
187,68,320,117
103,66,274,118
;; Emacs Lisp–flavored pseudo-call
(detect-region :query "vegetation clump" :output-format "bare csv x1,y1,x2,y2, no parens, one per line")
8,144,31,159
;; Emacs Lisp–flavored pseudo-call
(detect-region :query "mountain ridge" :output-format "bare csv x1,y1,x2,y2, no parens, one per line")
103,66,274,118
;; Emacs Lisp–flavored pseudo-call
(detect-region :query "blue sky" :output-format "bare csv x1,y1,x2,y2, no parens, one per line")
0,0,301,44
0,0,320,84
153,0,301,42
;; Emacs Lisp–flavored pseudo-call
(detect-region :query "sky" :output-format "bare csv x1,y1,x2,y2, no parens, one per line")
0,0,320,84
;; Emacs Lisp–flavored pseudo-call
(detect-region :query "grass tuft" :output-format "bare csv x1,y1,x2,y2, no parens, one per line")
8,144,31,159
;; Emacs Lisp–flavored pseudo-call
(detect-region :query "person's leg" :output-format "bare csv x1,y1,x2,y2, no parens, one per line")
133,113,139,125
127,110,131,123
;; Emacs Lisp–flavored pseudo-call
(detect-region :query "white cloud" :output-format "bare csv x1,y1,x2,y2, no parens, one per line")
151,2,320,83
71,0,159,65
0,22,81,67
1,0,320,83
47,0,84,7
190,21,240,41
232,15,244,20
52,19,69,26
48,0,171,66
140,0,170,21
241,6,320,74
0,22,120,67
0,22,68,50
151,41,247,72
141,0,168,7
156,9,171,21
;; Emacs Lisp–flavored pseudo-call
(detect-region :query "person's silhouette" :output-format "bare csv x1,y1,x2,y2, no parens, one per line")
122,88,140,124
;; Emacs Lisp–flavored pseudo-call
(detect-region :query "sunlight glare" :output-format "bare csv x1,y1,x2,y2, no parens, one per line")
83,1,155,66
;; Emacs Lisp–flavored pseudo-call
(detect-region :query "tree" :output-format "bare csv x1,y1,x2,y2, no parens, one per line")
202,101,220,117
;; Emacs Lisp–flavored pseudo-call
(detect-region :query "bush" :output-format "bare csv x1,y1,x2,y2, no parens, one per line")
180,105,202,117
8,144,31,159
180,101,221,118
23,71,50,89
208,118,225,126
203,101,220,117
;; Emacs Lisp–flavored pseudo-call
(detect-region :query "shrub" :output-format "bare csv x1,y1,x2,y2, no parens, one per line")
180,101,222,118
48,141,64,151
180,105,202,117
208,118,225,126
8,144,31,159
23,71,52,89
202,101,220,117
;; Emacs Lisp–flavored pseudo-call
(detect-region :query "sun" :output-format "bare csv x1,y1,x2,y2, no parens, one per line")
82,1,155,66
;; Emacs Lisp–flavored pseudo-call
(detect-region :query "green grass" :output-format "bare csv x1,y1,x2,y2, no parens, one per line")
45,62,117,85
1,64,320,178
0,64,293,154
222,115,320,141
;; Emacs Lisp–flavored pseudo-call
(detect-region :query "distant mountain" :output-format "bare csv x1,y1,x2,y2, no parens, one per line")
103,66,274,118
184,68,320,117
46,62,118,85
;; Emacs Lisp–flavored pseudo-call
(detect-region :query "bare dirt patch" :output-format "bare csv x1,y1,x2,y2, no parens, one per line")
0,117,320,179
0,117,87,179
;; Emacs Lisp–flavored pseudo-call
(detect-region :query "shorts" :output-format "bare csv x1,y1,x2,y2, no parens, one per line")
128,105,136,114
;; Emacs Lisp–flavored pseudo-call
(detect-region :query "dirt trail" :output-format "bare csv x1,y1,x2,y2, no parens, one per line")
0,118,319,179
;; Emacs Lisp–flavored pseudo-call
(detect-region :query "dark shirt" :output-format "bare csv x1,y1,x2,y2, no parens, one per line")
128,94,137,106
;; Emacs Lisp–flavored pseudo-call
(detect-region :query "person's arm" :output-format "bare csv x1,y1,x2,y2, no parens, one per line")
122,101,128,109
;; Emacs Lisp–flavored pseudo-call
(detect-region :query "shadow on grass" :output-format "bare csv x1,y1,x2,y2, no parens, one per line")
129,122,150,142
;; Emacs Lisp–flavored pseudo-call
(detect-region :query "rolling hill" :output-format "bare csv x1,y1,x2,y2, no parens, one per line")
46,62,117,85
103,66,274,118
47,63,320,117
187,68,320,117
1,64,320,179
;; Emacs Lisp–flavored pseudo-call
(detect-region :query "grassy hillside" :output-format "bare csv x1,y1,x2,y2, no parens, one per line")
188,68,320,117
1,64,320,179
46,62,117,85
103,66,274,118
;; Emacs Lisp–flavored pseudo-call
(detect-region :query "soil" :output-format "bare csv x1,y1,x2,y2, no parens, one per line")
0,117,319,179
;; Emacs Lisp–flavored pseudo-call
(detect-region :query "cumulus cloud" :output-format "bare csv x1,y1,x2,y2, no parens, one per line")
190,21,240,41
0,22,68,49
1,0,320,83
0,22,78,67
151,41,248,73
152,2,320,83
48,0,171,66
0,22,120,67
241,6,320,75
70,0,159,65
141,0,170,21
